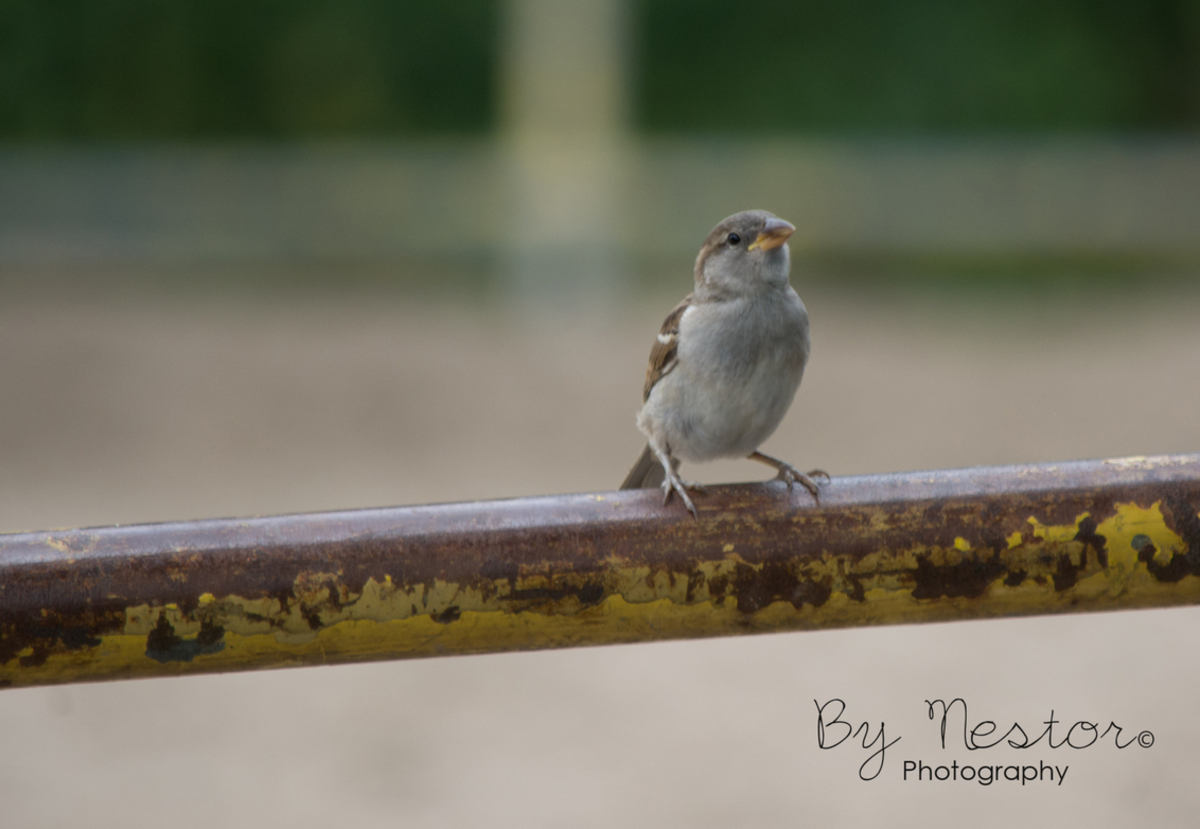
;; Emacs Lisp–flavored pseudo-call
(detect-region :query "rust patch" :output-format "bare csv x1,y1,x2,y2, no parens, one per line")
1162,493,1200,570
706,574,730,601
1,455,1198,687
730,561,831,614
0,607,116,667
911,554,1007,600
145,614,225,664
1132,528,1195,584
19,645,49,669
577,582,605,607
1073,516,1108,568
301,607,323,631
432,606,461,624
1132,535,1157,563
1053,552,1081,592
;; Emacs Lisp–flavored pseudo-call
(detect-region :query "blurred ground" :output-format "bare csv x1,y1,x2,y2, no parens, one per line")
1,279,1198,827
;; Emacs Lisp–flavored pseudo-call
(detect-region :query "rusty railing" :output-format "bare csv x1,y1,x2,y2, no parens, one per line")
2,454,1198,688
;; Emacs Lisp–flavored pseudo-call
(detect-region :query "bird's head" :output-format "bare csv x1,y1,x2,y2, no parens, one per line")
693,210,795,296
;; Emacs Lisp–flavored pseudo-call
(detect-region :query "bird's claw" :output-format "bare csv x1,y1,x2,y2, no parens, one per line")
774,463,825,504
661,475,702,518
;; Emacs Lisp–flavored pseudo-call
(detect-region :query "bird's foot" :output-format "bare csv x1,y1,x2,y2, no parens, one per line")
806,469,832,484
660,474,704,518
774,464,826,504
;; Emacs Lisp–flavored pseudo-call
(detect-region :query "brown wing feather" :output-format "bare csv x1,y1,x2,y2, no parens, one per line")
620,443,666,489
642,294,692,402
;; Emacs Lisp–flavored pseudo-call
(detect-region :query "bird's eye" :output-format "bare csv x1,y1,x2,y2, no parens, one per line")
727,232,741,245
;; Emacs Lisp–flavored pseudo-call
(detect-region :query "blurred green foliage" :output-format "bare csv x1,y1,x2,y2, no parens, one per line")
637,0,1200,132
0,0,496,138
2,0,1199,139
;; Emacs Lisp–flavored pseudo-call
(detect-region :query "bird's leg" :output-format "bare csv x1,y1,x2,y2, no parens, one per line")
748,451,827,504
650,439,699,518
670,456,706,494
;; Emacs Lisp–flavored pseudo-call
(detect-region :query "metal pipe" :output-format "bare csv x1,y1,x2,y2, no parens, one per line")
2,454,1199,688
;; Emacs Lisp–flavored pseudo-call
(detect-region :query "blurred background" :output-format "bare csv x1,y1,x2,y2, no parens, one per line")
2,1,1199,826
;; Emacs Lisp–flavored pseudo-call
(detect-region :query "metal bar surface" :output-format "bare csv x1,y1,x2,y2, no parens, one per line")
2,454,1199,688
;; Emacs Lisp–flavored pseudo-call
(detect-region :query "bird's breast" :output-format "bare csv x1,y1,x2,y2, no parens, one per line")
659,290,809,461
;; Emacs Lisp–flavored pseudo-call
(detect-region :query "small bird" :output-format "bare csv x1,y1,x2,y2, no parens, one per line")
620,210,826,517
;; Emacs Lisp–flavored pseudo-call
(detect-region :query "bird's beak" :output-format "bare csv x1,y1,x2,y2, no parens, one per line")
747,218,796,252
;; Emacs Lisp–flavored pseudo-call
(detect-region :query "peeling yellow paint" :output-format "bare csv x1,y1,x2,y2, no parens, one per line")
1027,513,1090,547
5,498,1200,689
1099,502,1182,569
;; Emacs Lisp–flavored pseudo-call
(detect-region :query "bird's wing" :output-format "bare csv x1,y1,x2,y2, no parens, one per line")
619,443,666,489
643,294,692,402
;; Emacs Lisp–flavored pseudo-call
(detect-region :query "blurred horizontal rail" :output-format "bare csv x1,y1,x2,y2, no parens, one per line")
2,454,1199,689
4,140,1200,270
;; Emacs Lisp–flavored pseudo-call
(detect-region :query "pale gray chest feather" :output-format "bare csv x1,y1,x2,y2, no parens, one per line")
658,288,809,461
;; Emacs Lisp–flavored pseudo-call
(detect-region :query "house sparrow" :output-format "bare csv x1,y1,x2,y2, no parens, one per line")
620,210,826,517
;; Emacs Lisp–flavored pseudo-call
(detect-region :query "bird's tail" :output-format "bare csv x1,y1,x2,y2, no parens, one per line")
620,444,666,490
